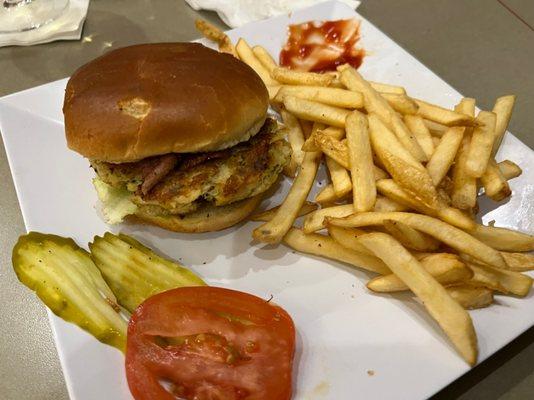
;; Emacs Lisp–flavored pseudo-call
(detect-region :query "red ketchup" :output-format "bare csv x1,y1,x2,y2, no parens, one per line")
279,19,365,72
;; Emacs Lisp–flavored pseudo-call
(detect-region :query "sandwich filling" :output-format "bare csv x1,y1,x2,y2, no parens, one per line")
91,119,290,223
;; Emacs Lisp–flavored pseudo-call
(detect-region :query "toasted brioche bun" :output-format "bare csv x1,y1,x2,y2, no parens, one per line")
64,43,268,162
131,195,263,233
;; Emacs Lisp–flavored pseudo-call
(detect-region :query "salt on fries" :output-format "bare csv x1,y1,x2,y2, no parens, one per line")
196,23,533,366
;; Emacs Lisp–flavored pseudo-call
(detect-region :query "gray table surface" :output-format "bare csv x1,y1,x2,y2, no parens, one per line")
1,1,533,399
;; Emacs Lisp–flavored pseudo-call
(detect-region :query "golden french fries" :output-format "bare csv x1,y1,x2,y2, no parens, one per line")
272,67,333,86
367,253,472,292
303,204,354,233
357,233,478,365
230,34,529,367
252,45,277,72
381,93,419,115
465,111,497,178
339,66,428,162
250,201,318,222
497,160,522,180
471,224,534,252
236,38,278,85
326,156,352,198
195,19,237,56
368,114,441,210
274,85,364,109
414,99,476,127
253,150,321,243
315,184,348,205
283,228,391,275
426,127,465,185
501,252,534,272
447,286,493,310
283,95,349,128
480,160,511,201
491,95,515,155
346,111,376,212
466,262,532,297
404,115,435,159
383,219,440,251
369,81,406,95
327,212,507,269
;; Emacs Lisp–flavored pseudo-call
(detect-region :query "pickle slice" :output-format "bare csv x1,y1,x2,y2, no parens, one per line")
12,232,127,352
89,232,206,313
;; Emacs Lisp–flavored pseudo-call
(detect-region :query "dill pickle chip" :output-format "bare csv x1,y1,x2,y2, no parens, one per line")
12,232,127,352
89,232,206,313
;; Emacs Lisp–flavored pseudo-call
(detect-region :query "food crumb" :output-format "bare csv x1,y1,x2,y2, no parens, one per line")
367,370,375,376
202,262,206,265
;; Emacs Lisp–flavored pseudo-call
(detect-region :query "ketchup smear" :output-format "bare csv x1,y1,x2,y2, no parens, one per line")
279,19,365,73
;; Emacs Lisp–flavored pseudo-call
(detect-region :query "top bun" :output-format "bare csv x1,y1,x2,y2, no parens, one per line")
63,43,268,162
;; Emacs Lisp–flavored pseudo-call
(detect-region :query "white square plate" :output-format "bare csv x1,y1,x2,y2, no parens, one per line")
1,1,532,399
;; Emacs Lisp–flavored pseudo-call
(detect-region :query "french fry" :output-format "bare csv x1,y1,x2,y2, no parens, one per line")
272,67,333,86
426,127,465,185
283,228,391,275
236,38,278,85
283,96,349,128
326,156,352,197
368,114,441,210
436,207,476,231
267,85,282,101
303,204,354,233
383,219,440,251
339,66,428,162
404,115,435,159
252,45,277,73
491,95,515,156
465,111,497,177
195,19,237,56
357,233,478,365
471,224,534,252
327,225,375,255
374,195,408,212
451,132,477,210
455,98,476,117
327,212,507,269
250,201,318,222
414,99,476,126
346,111,376,211
302,126,344,152
423,119,449,137
314,131,350,167
314,184,350,205
253,150,321,243
274,85,364,109
368,81,406,95
381,93,419,115
501,252,534,272
497,160,522,180
480,160,511,201
281,110,305,167
447,286,493,310
375,179,474,230
467,262,532,297
367,253,472,292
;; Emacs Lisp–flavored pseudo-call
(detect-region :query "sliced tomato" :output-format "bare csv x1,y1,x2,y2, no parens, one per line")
125,286,296,400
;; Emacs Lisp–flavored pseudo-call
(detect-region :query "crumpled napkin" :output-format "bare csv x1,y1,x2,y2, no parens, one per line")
0,0,89,47
185,0,361,28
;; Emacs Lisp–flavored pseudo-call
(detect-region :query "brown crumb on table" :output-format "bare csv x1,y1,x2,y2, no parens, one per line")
367,370,375,376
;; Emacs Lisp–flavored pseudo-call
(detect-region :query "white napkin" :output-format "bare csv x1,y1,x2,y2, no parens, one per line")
185,0,361,28
0,0,89,47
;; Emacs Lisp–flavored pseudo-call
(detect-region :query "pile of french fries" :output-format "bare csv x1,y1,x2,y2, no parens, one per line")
197,20,533,366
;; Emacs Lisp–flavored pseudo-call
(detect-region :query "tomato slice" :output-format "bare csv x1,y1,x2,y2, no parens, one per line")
125,287,296,400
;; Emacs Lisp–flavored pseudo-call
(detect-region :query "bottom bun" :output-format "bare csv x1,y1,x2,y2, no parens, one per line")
131,195,263,233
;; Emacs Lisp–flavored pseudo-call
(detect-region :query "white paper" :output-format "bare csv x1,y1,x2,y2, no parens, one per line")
185,0,360,27
0,0,89,47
